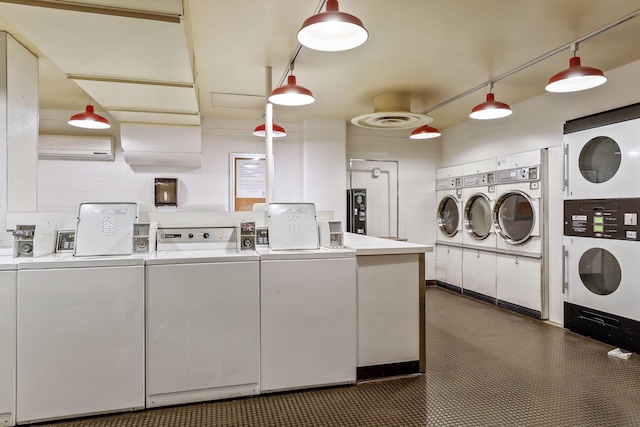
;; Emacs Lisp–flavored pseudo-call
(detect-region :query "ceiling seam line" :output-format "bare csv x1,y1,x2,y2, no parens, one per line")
0,0,181,23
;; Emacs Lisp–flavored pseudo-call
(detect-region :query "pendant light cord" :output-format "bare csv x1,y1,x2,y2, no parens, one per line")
274,0,328,89
421,8,640,115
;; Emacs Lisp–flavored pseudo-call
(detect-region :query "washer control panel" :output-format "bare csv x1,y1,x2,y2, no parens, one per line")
564,198,640,240
496,165,540,184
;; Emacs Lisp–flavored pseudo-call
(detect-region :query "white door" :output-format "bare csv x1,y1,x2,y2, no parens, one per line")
462,249,496,299
260,257,356,392
564,237,639,321
436,245,462,289
496,254,542,315
564,118,640,199
146,261,260,406
17,266,144,423
0,270,16,426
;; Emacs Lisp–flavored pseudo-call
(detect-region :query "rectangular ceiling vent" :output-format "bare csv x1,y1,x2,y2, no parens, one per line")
39,135,114,161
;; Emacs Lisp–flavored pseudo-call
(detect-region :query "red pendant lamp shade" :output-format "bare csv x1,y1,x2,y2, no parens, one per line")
545,56,607,93
253,123,287,137
297,0,368,52
469,93,512,120
68,105,111,129
410,124,441,140
268,75,315,106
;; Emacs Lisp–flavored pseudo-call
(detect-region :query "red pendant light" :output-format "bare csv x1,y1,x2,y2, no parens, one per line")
68,104,111,129
545,55,607,93
409,124,441,140
253,123,287,138
268,74,315,106
469,84,512,120
297,0,368,52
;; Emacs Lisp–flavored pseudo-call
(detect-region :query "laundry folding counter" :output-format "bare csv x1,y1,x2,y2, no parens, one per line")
343,233,432,379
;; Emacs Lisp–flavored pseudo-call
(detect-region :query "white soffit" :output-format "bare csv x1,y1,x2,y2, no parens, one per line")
0,2,193,83
108,111,200,127
72,79,198,113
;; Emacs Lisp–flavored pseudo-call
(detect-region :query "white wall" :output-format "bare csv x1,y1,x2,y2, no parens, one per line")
37,117,304,213
347,126,442,279
440,59,640,325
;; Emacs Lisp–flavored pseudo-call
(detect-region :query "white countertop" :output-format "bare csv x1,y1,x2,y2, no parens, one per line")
16,252,147,270
146,249,259,265
256,246,355,260
343,233,433,256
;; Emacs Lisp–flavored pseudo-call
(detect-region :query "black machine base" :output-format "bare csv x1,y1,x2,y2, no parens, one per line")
564,302,640,354
435,280,462,294
357,360,420,381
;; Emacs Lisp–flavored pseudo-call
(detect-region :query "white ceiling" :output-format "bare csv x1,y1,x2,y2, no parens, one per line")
0,0,639,134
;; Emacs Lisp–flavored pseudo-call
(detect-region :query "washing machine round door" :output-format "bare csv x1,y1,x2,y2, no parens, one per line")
464,193,491,240
437,195,460,237
578,248,621,296
578,136,621,184
493,190,535,244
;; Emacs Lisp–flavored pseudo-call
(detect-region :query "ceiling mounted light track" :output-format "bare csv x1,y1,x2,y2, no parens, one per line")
68,104,111,129
253,123,287,138
268,63,315,106
545,43,608,93
297,0,368,52
469,83,512,120
409,124,441,140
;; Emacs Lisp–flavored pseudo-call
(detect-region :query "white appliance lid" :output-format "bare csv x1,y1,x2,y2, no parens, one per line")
267,203,319,250
74,202,138,256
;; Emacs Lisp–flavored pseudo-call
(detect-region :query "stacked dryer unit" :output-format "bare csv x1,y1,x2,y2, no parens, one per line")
494,150,546,319
461,159,497,303
435,165,463,292
563,102,640,353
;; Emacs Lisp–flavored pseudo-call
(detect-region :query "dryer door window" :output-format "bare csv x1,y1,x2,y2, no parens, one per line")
578,136,621,184
438,196,460,236
465,194,491,240
578,248,621,295
494,191,534,244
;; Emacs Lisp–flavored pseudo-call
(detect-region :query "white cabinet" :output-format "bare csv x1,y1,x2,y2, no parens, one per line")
436,244,462,289
0,269,16,426
260,256,357,392
16,265,144,423
462,248,497,300
496,253,542,315
146,261,260,407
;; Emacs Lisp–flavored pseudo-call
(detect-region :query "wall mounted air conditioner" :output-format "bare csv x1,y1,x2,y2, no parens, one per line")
38,135,114,161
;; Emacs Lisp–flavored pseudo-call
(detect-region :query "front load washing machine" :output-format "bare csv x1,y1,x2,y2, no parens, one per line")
564,103,640,200
563,197,640,353
435,165,463,292
493,150,545,319
461,158,497,303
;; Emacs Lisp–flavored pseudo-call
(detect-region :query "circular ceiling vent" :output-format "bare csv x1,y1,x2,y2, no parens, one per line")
351,93,432,129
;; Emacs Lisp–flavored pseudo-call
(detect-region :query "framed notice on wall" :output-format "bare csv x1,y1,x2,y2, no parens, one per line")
230,153,266,211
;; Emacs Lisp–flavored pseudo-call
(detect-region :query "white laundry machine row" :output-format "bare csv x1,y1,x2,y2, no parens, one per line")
0,258,16,427
435,165,463,293
145,227,261,407
460,159,498,304
15,254,146,424
493,149,546,319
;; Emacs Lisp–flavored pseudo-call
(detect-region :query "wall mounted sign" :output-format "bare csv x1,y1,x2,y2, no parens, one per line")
230,154,266,211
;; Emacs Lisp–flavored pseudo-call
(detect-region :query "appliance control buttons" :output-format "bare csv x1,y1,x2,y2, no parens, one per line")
624,213,638,226
626,230,637,239
203,233,210,239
